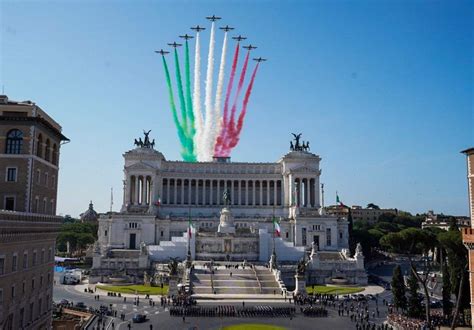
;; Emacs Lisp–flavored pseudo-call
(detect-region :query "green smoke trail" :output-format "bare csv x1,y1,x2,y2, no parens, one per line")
162,55,191,161
174,48,189,139
173,48,196,162
185,40,196,140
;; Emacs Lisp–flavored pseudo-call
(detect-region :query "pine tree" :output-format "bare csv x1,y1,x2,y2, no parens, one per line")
441,256,452,317
347,209,356,256
391,265,407,311
407,268,423,318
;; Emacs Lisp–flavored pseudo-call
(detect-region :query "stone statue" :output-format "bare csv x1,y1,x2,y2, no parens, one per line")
290,141,294,151
168,257,179,276
355,242,363,256
140,241,147,255
134,131,155,149
306,141,310,151
296,256,306,275
223,189,231,206
291,133,302,150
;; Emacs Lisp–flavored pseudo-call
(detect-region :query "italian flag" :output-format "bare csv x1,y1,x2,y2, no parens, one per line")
273,217,281,237
336,193,347,208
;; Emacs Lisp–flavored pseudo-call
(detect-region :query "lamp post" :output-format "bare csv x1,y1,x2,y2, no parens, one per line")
270,207,278,270
186,207,192,269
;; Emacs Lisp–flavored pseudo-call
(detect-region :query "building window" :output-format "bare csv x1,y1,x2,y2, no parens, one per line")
160,230,164,237
23,252,28,269
0,289,3,305
30,302,34,321
34,197,39,213
41,250,45,264
0,256,4,275
45,139,51,162
285,232,289,239
104,230,108,237
22,281,25,294
51,175,56,187
48,248,52,261
6,167,17,182
40,275,43,287
31,278,35,290
12,254,17,272
326,228,331,246
50,200,55,214
36,134,43,157
52,143,58,165
43,198,47,213
36,169,41,184
44,172,48,186
339,231,343,239
11,285,15,299
5,129,23,154
302,228,307,246
4,197,15,211
33,250,37,266
19,308,24,328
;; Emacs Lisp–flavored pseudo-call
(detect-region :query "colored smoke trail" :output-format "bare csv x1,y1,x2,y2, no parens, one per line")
202,21,216,161
220,49,250,154
174,48,196,161
174,48,188,139
161,55,188,160
193,31,204,161
214,42,240,156
211,31,228,158
185,40,195,141
221,62,260,156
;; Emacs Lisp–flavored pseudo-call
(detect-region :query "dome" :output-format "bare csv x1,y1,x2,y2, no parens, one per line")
80,201,98,222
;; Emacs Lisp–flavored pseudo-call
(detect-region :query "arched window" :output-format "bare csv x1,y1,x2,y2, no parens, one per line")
5,129,23,154
36,134,43,157
52,144,58,165
45,139,50,162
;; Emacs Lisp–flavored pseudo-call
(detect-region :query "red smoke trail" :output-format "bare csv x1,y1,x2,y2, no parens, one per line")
214,42,240,155
220,62,260,156
227,50,250,139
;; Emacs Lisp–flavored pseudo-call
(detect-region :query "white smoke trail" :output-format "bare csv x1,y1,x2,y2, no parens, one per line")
193,31,204,161
212,31,228,157
202,21,216,161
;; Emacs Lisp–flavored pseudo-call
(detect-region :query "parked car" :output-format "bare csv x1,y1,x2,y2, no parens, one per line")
132,314,148,323
59,299,69,305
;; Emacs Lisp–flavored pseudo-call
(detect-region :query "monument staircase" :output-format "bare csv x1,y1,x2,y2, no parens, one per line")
191,263,284,300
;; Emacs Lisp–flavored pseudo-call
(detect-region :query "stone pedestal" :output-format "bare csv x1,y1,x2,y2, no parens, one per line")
218,207,235,234
168,276,178,296
294,274,306,295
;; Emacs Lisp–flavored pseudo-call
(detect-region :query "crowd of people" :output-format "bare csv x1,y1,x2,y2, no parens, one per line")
301,306,328,317
170,305,296,318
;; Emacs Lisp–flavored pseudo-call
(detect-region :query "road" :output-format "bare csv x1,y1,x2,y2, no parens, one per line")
54,279,392,329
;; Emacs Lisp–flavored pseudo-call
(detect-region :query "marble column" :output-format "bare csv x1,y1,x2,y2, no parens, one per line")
173,179,177,205
135,176,140,205
238,181,242,205
252,181,256,206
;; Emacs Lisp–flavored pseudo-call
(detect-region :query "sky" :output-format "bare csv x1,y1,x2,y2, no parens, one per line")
1,0,472,217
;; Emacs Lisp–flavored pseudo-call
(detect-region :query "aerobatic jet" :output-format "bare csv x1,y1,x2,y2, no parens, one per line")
179,34,194,40
191,25,206,32
253,57,267,62
167,42,182,48
243,44,257,50
232,35,247,42
206,15,221,21
155,49,169,56
219,25,234,32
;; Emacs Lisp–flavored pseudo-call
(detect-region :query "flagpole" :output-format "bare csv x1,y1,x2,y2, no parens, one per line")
186,206,192,268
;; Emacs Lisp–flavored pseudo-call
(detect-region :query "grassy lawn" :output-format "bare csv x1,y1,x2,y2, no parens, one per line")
96,284,169,295
306,285,364,295
222,324,287,330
